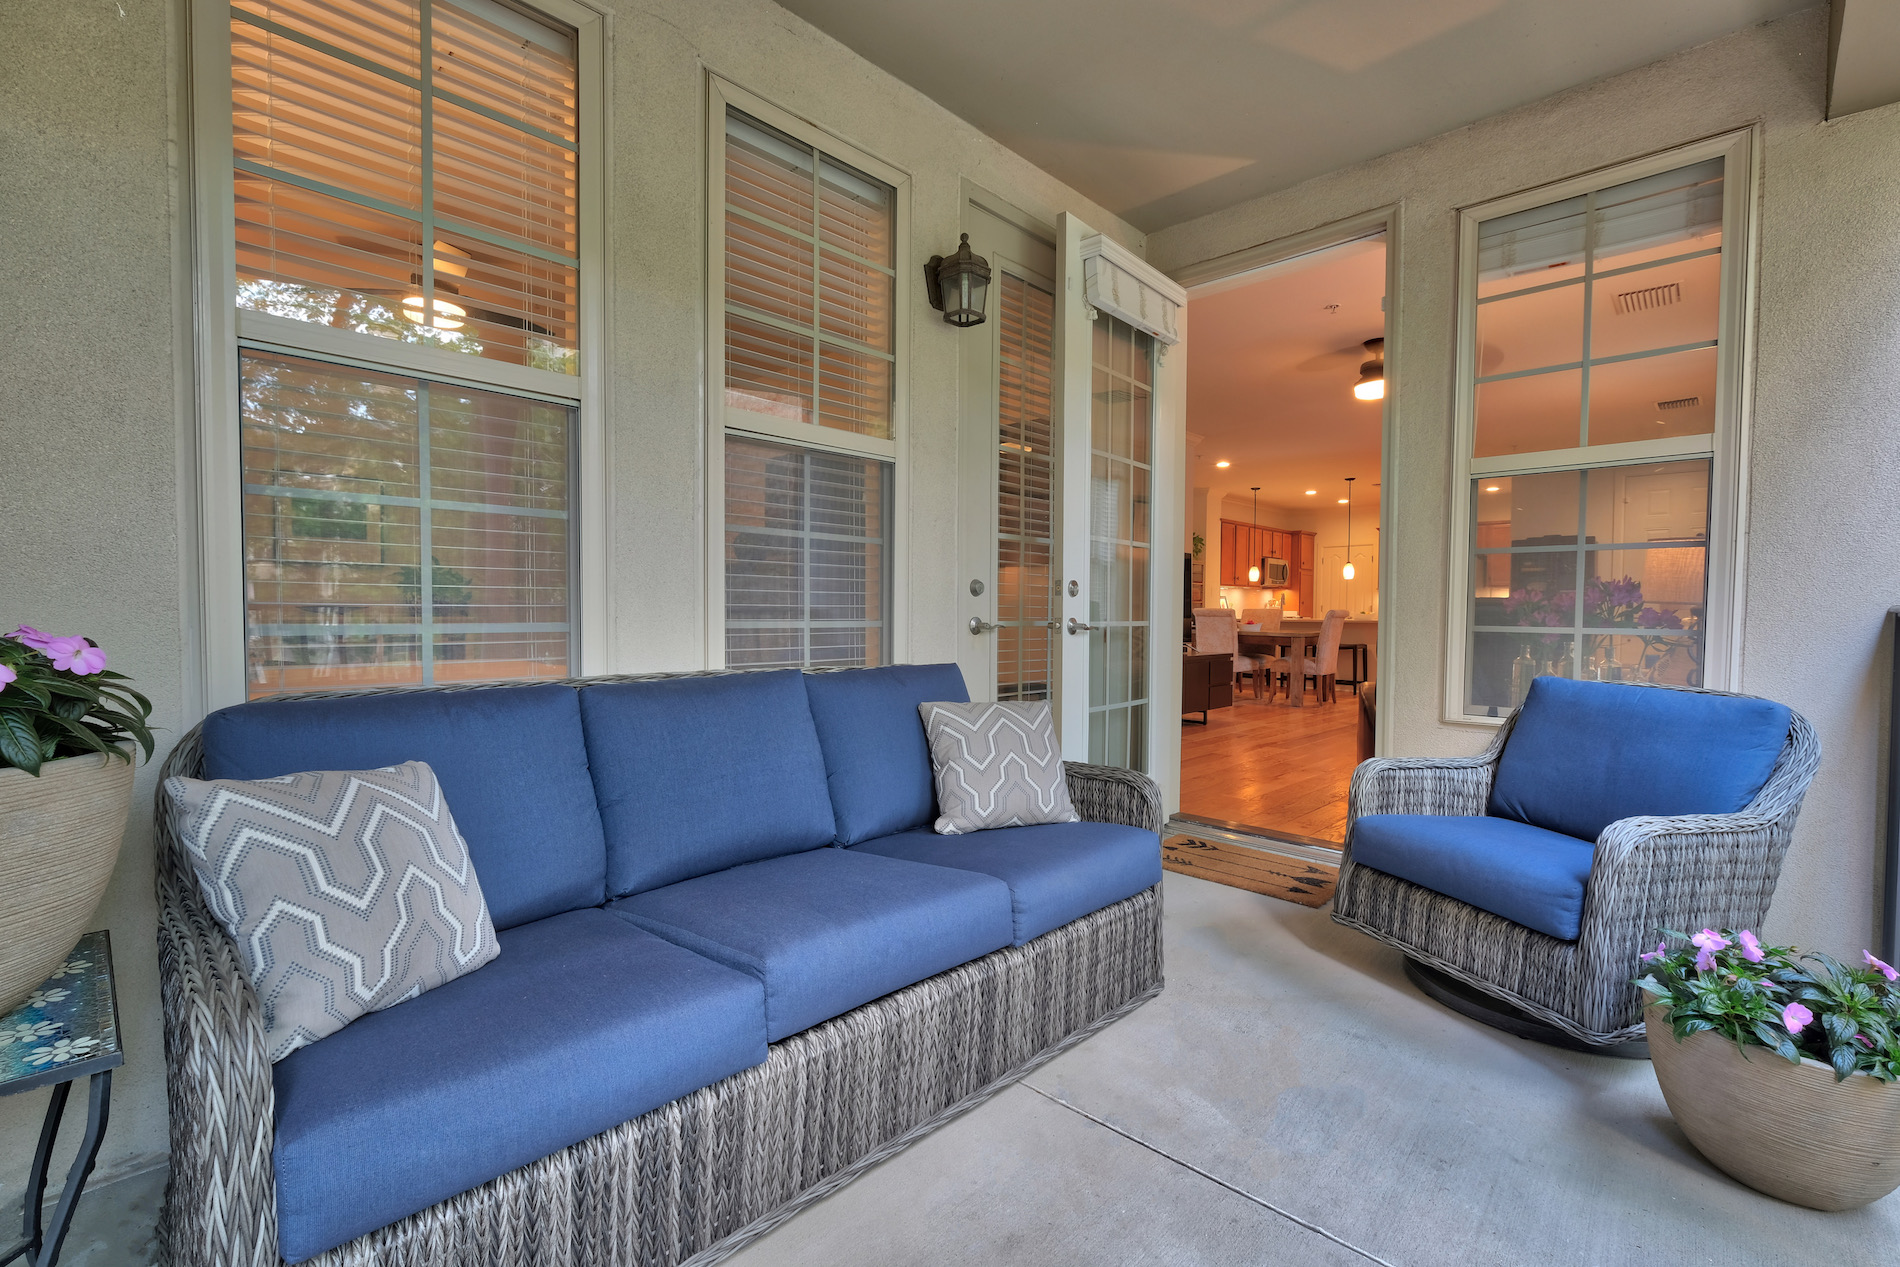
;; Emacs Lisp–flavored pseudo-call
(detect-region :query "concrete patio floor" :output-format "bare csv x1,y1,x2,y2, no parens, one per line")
42,870,1900,1264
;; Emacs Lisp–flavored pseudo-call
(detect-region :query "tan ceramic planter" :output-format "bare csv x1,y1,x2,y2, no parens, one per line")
0,749,135,1015
1646,1002,1900,1210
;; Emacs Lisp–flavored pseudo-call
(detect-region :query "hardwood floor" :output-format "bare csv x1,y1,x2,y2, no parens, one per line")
1178,687,1359,844
1161,836,1338,907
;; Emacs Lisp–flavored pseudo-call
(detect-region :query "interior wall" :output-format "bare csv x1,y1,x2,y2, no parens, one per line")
0,0,1139,1200
1150,4,1895,960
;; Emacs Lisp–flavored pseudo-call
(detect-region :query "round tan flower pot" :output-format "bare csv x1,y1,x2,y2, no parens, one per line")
1645,1002,1900,1210
0,749,135,1015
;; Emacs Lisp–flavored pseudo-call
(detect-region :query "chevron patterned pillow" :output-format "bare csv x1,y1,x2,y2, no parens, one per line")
918,701,1081,835
163,760,499,1061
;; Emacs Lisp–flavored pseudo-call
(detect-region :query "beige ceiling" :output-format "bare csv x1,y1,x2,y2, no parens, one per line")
1188,236,1387,516
773,0,1807,230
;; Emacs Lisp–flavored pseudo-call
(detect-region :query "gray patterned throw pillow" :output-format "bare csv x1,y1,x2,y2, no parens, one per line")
918,700,1081,835
163,761,499,1061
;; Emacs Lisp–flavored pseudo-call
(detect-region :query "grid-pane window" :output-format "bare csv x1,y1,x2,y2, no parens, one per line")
722,109,895,439
1086,315,1153,771
241,351,571,696
232,0,580,373
725,436,890,670
1461,156,1729,717
719,102,898,669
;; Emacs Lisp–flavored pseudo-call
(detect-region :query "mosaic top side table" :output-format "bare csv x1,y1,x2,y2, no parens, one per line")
0,931,122,1267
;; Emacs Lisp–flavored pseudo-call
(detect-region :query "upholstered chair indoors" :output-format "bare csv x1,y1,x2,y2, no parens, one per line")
1239,607,1283,631
1191,607,1261,697
1264,609,1347,703
1332,677,1820,1046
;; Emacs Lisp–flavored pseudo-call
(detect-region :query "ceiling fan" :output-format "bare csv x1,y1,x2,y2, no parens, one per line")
333,236,557,336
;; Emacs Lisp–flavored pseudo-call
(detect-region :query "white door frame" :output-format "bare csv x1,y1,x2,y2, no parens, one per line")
1168,205,1404,759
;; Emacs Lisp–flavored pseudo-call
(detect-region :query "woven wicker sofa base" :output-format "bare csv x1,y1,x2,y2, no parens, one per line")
163,884,1163,1267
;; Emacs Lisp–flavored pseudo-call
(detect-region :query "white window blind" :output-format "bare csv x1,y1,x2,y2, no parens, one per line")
724,436,890,670
232,0,580,373
722,110,895,439
241,350,572,695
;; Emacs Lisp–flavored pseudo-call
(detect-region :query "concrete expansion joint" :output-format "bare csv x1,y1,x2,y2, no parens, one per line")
1021,1081,1396,1267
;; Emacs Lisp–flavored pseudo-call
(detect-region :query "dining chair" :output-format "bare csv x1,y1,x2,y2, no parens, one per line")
1264,609,1348,702
1191,607,1262,698
1239,607,1283,631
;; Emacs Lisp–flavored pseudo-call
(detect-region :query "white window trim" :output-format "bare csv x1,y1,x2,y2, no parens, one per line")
1443,128,1759,725
703,75,912,669
187,0,612,711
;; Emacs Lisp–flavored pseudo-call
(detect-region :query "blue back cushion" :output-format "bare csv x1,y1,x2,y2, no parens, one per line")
1488,678,1791,843
579,671,836,897
803,663,970,845
199,684,605,930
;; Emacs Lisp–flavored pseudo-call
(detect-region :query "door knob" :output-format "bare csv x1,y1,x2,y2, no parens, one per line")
969,616,998,634
1067,617,1094,635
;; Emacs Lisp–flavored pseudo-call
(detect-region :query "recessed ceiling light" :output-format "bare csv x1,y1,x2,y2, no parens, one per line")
1484,485,1500,492
1304,489,1317,496
1337,498,1349,504
1215,460,1230,468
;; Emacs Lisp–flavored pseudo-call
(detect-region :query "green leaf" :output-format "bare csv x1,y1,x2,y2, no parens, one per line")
0,711,44,775
49,716,114,758
1831,1044,1859,1081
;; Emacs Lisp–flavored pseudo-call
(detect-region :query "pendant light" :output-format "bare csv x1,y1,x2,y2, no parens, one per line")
1342,478,1357,581
1247,488,1262,585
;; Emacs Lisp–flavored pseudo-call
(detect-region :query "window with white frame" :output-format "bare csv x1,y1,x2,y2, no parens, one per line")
221,0,589,698
715,100,902,669
1452,138,1751,719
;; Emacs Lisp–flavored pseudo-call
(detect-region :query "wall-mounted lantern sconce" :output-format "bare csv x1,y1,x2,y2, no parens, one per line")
925,233,992,327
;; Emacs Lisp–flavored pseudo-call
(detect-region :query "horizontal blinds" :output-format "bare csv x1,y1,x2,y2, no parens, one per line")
1478,158,1723,283
724,110,894,439
232,0,580,374
725,435,889,670
240,349,571,698
996,274,1056,703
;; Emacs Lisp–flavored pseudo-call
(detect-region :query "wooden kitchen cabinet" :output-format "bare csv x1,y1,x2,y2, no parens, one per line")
1218,519,1316,614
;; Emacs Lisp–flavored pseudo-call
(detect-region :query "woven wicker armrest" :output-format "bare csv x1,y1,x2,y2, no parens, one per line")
1065,762,1164,833
1347,747,1507,824
154,746,280,1267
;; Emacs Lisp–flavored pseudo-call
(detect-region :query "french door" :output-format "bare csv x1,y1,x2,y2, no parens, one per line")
961,207,1184,796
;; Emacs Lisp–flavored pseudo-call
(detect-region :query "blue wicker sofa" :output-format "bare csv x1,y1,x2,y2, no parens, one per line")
154,665,1165,1267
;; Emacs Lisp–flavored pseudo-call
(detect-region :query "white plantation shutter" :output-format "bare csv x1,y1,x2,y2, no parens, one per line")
724,437,890,669
232,0,580,373
722,111,895,439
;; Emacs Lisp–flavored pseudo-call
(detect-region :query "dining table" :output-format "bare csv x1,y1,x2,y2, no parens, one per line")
1237,629,1313,707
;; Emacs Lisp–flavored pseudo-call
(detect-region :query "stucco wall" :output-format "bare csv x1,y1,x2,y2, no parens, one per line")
1150,5,1894,961
0,0,1138,1202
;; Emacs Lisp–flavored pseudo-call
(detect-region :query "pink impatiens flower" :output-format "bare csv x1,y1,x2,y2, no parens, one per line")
1690,928,1729,972
1737,930,1765,964
1865,951,1899,983
45,636,106,676
1639,941,1668,964
0,664,14,693
1782,1002,1814,1034
7,625,55,651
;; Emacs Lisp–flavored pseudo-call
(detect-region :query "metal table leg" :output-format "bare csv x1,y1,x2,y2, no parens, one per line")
0,1071,112,1267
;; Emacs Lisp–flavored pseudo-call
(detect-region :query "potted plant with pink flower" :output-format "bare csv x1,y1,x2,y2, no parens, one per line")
0,624,153,1014
1635,927,1900,1210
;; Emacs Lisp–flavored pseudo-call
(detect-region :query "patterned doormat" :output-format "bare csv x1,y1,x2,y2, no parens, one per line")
1162,836,1339,908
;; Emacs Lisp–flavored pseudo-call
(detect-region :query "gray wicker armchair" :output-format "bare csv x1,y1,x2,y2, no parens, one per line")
154,672,1165,1267
1332,683,1820,1046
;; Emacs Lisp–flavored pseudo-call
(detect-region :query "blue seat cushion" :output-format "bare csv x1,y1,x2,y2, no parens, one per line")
201,683,605,930
270,909,766,1263
803,664,970,844
849,822,1161,945
579,671,836,898
1489,677,1791,843
1351,814,1598,941
607,848,1013,1041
